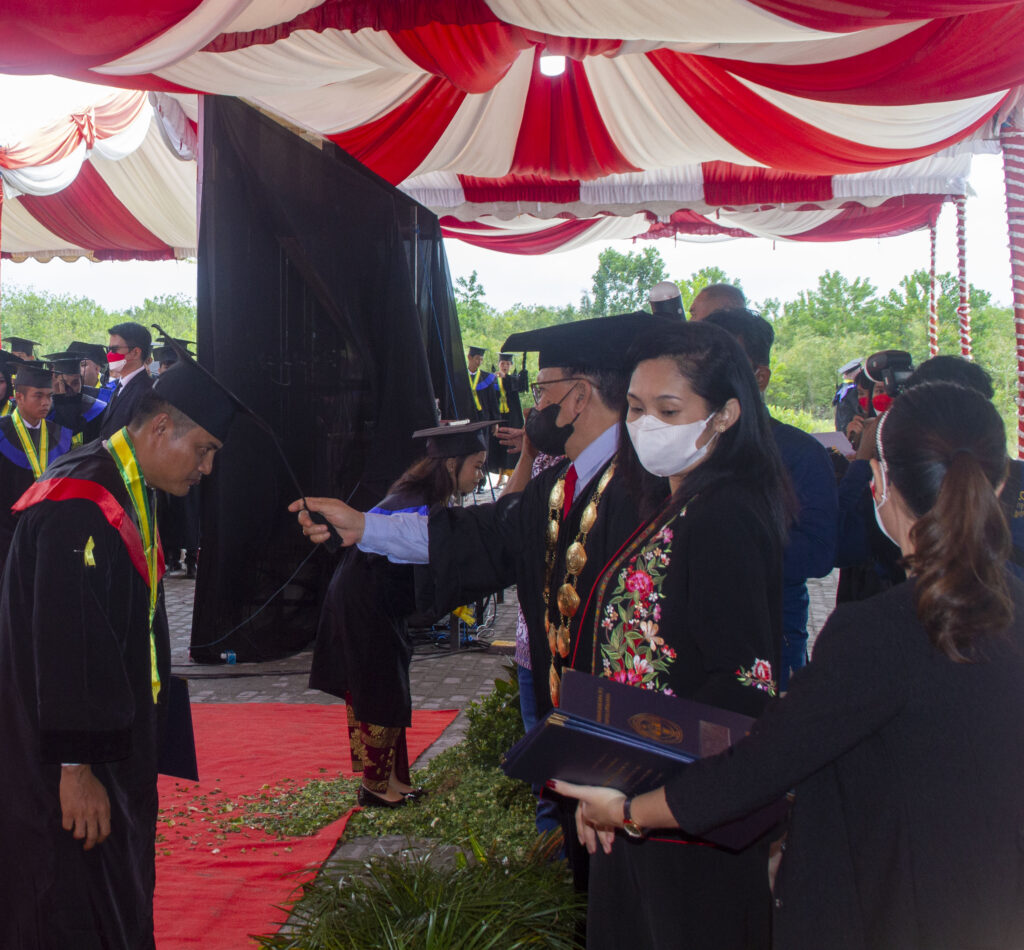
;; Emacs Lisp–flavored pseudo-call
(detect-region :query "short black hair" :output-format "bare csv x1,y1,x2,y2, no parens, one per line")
107,321,152,360
563,365,629,412
129,390,196,435
905,355,994,400
703,308,774,367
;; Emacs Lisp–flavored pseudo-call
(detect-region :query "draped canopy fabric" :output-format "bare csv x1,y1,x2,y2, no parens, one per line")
1,1,1021,256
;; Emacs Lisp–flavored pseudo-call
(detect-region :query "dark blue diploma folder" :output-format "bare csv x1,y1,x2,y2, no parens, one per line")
502,670,786,849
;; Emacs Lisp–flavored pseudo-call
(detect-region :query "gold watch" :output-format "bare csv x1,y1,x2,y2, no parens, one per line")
622,797,645,839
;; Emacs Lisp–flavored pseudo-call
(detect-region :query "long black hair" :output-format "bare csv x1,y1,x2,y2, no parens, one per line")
387,452,479,507
879,381,1011,660
619,321,790,547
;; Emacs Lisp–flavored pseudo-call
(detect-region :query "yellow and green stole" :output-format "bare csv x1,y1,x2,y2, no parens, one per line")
107,427,162,703
11,409,49,479
469,369,483,411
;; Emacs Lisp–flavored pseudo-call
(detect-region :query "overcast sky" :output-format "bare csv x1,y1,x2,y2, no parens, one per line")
0,75,1015,314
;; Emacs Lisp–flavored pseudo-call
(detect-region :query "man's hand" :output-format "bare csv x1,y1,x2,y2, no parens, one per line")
495,426,523,455
60,765,110,851
854,416,879,461
845,415,865,451
287,497,365,546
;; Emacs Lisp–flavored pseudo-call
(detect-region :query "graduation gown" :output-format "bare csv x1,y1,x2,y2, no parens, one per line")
468,369,500,423
309,489,427,727
488,370,527,474
426,457,642,721
96,370,153,441
0,440,171,950
48,392,106,445
0,415,72,574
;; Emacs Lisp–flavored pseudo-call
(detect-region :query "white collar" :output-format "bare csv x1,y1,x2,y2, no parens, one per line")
117,365,147,387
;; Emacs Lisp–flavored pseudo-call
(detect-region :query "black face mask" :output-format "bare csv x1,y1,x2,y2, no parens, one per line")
526,388,581,457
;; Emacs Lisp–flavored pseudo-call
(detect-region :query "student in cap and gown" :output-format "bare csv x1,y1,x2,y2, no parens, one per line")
0,357,237,950
45,351,107,446
68,341,110,400
96,322,154,440
152,342,201,577
293,313,667,890
5,336,39,362
488,352,528,480
466,345,500,424
309,420,494,807
0,361,73,574
0,350,24,417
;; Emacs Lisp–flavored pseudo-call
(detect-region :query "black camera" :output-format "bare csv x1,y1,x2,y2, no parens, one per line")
864,349,914,398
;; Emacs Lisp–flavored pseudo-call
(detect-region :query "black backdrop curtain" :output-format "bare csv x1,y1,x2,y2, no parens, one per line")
190,97,470,662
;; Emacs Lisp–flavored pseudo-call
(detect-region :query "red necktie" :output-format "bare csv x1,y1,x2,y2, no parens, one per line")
562,464,578,520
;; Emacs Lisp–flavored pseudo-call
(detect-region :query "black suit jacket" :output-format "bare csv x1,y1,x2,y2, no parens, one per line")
96,369,154,440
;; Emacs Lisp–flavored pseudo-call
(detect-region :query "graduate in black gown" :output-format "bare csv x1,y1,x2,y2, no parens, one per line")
44,350,106,446
466,344,500,424
0,358,237,950
293,313,669,889
0,351,21,417
309,420,493,806
488,351,528,481
0,361,73,574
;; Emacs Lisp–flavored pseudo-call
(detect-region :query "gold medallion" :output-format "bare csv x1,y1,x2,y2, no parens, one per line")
557,582,580,616
597,466,615,493
549,662,561,706
547,621,558,655
565,541,587,576
549,480,564,512
547,518,560,546
580,502,598,534
556,623,571,658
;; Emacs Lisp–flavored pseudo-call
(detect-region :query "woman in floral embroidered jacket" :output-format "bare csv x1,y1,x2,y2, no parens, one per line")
575,321,790,950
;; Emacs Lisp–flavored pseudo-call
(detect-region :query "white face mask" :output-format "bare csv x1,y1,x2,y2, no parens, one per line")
871,416,898,546
626,412,717,478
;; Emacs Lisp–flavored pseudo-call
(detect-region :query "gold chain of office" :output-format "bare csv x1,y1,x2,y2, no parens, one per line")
543,462,616,707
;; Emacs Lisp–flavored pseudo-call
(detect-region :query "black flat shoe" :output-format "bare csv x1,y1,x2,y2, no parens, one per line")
357,786,407,809
402,787,428,801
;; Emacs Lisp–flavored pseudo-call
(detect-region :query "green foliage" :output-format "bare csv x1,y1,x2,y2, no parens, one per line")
463,664,525,768
0,287,196,354
254,838,584,950
765,404,832,434
585,246,666,316
674,266,744,313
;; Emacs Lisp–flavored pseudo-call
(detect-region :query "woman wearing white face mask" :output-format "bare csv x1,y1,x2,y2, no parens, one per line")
556,381,1024,950
566,321,791,950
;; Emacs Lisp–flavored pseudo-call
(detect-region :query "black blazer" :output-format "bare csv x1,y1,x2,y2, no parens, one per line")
96,369,153,440
664,577,1024,950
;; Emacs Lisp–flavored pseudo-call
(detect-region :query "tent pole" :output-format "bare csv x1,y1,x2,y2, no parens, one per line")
954,195,972,360
928,221,938,356
1000,112,1024,458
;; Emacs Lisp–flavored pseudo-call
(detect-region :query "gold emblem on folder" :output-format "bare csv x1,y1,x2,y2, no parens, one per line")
628,713,683,745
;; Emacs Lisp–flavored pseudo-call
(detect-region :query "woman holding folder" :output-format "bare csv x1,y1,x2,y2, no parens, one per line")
564,321,791,949
557,381,1024,950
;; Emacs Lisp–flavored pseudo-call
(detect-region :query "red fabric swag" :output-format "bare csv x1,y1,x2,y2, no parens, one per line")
713,8,1024,105
511,50,639,180
648,49,1006,174
441,216,603,253
745,0,1018,32
16,161,172,258
702,162,833,206
788,195,943,242
327,76,466,184
458,174,581,204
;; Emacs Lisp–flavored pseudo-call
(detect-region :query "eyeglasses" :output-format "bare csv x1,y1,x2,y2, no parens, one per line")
530,377,584,404
108,345,132,353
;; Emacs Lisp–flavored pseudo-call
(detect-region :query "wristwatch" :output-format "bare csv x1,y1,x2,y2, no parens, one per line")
622,797,645,839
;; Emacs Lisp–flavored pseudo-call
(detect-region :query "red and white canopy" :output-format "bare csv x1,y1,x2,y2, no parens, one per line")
1,1,1021,255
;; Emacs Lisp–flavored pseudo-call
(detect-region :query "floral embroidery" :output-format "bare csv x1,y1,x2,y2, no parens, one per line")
599,521,678,692
736,658,777,697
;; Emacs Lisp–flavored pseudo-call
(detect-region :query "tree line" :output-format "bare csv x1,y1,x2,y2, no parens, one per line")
456,247,1017,440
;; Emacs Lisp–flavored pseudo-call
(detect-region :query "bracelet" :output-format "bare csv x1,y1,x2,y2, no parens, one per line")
622,797,645,839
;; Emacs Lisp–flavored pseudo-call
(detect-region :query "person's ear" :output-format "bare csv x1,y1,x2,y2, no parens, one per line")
714,398,741,433
754,366,771,393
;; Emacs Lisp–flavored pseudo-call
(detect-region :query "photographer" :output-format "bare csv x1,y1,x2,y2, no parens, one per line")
835,350,912,603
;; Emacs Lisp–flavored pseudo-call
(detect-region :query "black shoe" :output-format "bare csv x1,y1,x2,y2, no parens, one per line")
357,786,407,809
402,787,428,801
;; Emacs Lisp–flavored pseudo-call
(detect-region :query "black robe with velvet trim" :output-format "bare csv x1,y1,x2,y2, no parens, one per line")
309,488,428,727
426,458,642,721
0,415,72,576
0,440,171,950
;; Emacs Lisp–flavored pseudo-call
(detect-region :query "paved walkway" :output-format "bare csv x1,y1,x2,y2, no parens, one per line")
167,570,839,767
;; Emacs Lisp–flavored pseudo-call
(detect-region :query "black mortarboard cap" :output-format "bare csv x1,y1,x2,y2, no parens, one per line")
412,419,496,458
44,351,85,375
5,337,38,354
13,361,53,388
498,352,514,362
153,361,235,443
154,339,195,365
68,341,109,367
502,312,665,371
467,345,486,357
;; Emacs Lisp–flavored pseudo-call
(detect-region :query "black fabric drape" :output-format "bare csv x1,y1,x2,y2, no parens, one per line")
191,97,468,662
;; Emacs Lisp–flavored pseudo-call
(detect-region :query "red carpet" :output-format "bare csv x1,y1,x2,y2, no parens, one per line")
155,703,457,948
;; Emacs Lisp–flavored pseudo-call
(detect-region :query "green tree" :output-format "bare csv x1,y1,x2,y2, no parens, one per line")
1,288,113,354
586,247,667,315
124,293,197,343
675,266,744,312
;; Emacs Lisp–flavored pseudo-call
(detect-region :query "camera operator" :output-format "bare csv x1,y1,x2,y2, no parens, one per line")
835,350,913,603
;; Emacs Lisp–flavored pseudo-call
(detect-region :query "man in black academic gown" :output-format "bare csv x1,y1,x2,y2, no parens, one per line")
68,341,110,399
5,335,39,362
0,358,237,950
488,351,528,482
45,350,107,445
466,344,500,424
96,321,154,440
0,361,72,574
293,312,667,888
